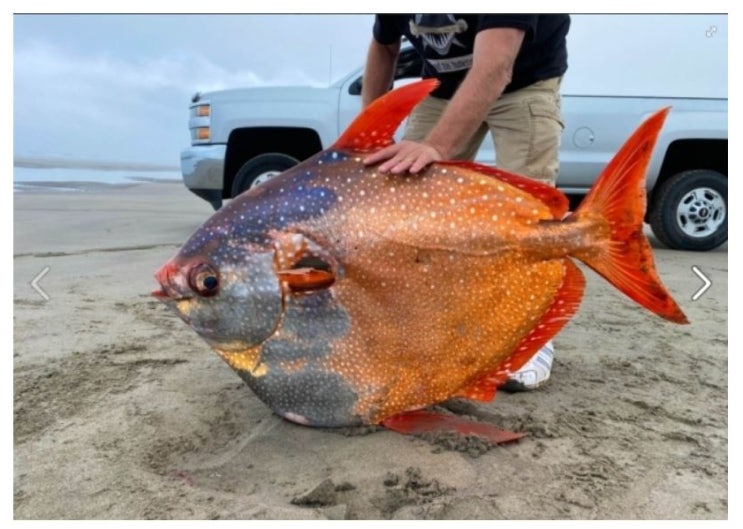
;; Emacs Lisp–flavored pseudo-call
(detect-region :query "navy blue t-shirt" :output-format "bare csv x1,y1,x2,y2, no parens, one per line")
373,14,570,99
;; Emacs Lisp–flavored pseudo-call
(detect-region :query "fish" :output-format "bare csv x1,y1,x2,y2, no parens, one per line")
153,79,687,442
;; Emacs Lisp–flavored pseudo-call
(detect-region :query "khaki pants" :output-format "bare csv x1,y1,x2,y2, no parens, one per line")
403,76,564,186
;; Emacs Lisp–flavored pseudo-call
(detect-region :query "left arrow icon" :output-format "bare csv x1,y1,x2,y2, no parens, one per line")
30,266,51,301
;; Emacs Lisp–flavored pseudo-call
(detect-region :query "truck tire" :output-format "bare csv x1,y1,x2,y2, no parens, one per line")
231,153,299,197
649,169,727,251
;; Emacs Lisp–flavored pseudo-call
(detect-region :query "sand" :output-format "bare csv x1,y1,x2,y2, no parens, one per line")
13,182,728,520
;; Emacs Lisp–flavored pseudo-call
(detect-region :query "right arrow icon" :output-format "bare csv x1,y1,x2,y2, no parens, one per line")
691,265,712,301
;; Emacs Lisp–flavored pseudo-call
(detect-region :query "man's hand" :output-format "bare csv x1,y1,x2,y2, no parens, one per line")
363,140,443,174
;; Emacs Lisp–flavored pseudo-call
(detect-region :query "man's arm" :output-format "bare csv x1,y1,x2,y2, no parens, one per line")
364,27,525,173
361,38,401,109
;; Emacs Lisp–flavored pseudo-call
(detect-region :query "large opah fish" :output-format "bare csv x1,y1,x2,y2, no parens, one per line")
153,79,687,442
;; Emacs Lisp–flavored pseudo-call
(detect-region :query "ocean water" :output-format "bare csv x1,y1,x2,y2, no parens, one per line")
13,167,181,192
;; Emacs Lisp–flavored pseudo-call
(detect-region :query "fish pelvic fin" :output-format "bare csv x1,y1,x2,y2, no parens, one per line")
332,79,439,153
381,410,525,445
571,107,688,324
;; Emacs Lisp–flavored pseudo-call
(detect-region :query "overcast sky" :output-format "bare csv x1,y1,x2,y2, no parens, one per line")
13,13,727,167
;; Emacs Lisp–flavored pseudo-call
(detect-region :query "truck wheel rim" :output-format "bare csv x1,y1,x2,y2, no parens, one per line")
676,186,726,238
251,170,281,189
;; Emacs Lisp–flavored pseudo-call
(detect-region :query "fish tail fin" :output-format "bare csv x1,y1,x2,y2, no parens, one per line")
332,79,439,152
571,107,688,324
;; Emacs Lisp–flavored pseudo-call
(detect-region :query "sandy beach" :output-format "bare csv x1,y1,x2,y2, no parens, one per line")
13,181,728,520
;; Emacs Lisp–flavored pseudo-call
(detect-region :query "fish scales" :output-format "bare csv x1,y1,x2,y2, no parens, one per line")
283,156,569,422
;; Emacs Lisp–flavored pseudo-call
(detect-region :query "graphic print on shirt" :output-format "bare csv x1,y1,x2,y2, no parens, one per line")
408,15,472,73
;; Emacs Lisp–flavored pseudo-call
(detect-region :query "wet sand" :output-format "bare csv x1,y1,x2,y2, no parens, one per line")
13,182,728,519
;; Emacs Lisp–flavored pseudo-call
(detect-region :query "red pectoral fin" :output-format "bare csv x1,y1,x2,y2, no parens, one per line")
382,410,525,445
277,268,335,292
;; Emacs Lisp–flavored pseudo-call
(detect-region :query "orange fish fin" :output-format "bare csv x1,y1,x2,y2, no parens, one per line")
332,79,439,153
452,376,498,402
437,160,569,219
277,268,335,293
571,107,688,324
273,232,336,293
489,259,586,385
381,410,525,445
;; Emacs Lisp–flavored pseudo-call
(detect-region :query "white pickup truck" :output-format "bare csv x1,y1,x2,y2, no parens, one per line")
180,45,727,251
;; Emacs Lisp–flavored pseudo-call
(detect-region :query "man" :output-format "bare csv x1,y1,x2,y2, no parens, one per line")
361,14,570,390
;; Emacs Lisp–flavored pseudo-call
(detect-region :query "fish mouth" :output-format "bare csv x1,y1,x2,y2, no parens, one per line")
151,287,191,302
153,259,191,302
151,288,170,300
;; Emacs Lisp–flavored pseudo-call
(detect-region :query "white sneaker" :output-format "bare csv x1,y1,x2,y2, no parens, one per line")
502,341,554,392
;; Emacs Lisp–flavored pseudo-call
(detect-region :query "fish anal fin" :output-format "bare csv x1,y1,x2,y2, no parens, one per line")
382,410,525,445
332,79,439,153
452,376,498,402
489,258,586,386
437,160,570,219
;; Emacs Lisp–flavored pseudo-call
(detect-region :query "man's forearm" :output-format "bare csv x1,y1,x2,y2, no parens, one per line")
423,28,524,159
362,27,525,174
361,39,400,108
422,66,511,159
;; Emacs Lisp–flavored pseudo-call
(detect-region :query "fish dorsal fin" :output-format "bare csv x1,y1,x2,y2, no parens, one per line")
332,79,439,153
437,160,570,219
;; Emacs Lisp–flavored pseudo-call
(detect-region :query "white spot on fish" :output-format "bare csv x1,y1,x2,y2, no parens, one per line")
283,412,310,425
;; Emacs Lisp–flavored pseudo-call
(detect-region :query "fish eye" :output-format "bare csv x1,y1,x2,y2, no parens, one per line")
188,263,220,297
